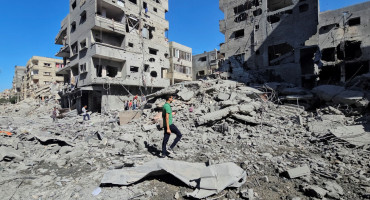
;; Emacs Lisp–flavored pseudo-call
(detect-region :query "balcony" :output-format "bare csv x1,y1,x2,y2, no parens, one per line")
56,45,70,58
94,15,126,34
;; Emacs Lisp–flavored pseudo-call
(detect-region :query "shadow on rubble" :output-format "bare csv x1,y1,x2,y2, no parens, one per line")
144,141,162,157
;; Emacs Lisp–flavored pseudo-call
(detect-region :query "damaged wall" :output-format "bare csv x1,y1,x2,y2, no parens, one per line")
318,1,370,85
219,0,319,86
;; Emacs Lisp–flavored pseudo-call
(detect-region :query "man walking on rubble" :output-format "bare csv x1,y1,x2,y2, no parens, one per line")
82,105,90,121
161,95,182,158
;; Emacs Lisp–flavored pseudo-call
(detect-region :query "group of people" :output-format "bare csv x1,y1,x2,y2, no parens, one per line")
124,94,146,110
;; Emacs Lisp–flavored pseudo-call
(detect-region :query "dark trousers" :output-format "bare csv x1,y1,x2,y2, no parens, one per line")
162,124,182,156
83,114,90,120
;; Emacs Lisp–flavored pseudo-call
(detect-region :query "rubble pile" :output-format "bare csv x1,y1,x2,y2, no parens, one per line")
0,79,369,199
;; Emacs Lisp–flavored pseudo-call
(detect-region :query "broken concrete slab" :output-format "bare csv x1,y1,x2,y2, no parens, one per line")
177,88,195,101
217,93,230,101
304,185,328,198
285,165,311,179
119,111,142,125
332,90,369,107
101,159,246,199
312,85,345,101
330,125,370,147
142,124,157,132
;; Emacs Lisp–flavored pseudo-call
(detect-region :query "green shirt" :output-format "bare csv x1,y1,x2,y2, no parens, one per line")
162,102,173,127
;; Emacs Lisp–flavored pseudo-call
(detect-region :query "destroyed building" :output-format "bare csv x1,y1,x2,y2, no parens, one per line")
219,0,319,86
21,56,64,100
165,41,193,85
218,0,370,89
192,50,224,80
318,1,370,85
55,0,171,113
11,65,26,102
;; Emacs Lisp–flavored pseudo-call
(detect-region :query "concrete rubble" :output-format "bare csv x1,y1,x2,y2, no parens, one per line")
0,78,369,199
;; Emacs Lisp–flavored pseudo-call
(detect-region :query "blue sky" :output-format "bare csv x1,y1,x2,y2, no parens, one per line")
0,0,368,92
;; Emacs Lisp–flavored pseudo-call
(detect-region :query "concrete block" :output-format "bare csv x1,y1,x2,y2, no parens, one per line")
304,185,328,198
286,165,311,178
119,111,142,125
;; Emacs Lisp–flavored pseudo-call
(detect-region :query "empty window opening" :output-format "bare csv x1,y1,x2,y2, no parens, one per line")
44,63,51,67
348,17,361,26
144,65,150,72
80,63,87,73
106,66,118,77
126,17,139,32
153,7,158,12
97,1,125,23
253,8,262,16
299,4,309,12
80,11,87,24
233,0,259,14
164,53,169,58
268,43,294,66
80,39,87,50
31,70,39,75
198,70,205,76
143,2,147,9
255,25,260,31
234,12,248,23
318,65,341,85
149,48,158,55
319,23,339,34
149,58,155,62
130,66,139,72
337,41,362,61
71,1,77,10
128,43,134,47
256,50,260,55
71,42,78,55
43,72,51,76
199,57,207,62
96,65,102,77
150,71,158,77
267,15,280,24
129,0,137,4
345,61,369,81
92,30,125,48
71,21,76,33
233,29,245,39
321,47,336,62
267,0,293,12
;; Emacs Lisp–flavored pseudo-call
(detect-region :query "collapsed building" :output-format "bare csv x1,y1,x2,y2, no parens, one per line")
218,0,370,89
318,1,370,86
55,0,171,113
11,66,26,102
192,50,224,80
21,56,64,100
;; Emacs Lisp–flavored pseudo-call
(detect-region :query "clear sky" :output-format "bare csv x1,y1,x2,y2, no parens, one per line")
0,0,369,92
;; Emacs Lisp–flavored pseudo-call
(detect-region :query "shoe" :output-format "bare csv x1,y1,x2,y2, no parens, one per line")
167,148,176,155
160,154,167,158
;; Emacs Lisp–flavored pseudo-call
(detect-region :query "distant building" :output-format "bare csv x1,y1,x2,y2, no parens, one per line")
12,66,26,101
165,42,192,85
0,89,10,100
21,56,64,100
55,0,171,112
192,50,223,80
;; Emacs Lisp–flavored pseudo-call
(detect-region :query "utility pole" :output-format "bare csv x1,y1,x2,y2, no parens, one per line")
340,11,349,84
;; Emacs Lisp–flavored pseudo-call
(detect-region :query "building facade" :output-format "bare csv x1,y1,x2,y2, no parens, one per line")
219,0,319,86
55,0,171,112
12,66,26,101
165,42,192,85
192,50,223,80
318,1,370,85
21,56,64,100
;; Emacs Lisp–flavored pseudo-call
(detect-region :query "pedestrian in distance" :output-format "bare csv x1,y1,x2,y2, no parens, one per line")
161,95,182,158
51,107,58,122
82,105,90,120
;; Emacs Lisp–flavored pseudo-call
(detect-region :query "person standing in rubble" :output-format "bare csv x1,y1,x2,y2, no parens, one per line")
161,95,182,158
82,105,90,121
51,107,58,122
133,98,137,110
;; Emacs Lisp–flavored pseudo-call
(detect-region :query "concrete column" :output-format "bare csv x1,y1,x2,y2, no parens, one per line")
102,65,107,77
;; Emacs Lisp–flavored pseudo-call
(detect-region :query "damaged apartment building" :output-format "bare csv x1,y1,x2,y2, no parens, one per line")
12,66,26,102
192,50,224,80
165,42,193,85
21,56,64,100
318,1,370,86
55,0,170,113
218,0,370,88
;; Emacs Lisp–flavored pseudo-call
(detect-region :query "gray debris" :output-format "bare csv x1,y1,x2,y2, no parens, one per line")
285,165,311,179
